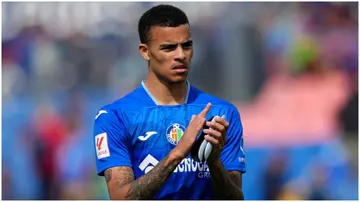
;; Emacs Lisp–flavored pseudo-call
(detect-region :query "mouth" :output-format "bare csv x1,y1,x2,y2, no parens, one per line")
172,64,187,69
172,64,188,73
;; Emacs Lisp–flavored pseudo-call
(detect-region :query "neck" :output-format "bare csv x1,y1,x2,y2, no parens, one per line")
144,74,188,105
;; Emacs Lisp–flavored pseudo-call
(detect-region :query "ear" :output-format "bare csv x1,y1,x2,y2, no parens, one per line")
139,43,150,61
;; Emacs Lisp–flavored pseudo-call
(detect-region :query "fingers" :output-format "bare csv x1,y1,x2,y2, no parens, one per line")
203,128,224,145
188,116,206,131
210,116,229,129
204,135,219,145
189,103,212,124
205,116,229,136
190,115,196,122
198,103,212,118
204,115,228,145
189,103,211,130
195,118,207,130
206,121,225,132
203,128,222,139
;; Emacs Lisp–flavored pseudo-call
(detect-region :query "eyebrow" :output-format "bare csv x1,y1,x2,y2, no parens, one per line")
159,40,193,49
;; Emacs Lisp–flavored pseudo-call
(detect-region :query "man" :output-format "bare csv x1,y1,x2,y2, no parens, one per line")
93,4,246,199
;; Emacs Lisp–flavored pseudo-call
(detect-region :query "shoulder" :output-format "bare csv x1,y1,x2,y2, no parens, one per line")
189,85,239,113
95,86,155,121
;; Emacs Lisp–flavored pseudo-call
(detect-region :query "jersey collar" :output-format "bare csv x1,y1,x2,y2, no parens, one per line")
141,80,191,106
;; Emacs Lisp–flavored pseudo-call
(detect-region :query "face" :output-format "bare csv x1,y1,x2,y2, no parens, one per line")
139,24,193,84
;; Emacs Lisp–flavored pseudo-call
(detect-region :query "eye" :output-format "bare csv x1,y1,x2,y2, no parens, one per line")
160,44,177,51
182,41,193,49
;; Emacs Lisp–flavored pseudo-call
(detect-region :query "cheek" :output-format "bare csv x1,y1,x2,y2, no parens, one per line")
153,53,173,66
158,54,171,62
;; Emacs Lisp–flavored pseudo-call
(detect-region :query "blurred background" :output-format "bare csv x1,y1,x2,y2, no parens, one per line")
2,2,358,200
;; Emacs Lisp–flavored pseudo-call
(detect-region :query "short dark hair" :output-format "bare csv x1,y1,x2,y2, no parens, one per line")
138,4,189,44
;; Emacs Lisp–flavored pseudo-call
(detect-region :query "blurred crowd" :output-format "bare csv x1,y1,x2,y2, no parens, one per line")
2,2,358,200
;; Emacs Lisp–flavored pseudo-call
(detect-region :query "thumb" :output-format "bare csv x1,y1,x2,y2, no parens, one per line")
190,115,196,122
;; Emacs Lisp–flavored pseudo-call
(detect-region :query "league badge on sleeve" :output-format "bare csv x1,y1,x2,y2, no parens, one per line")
95,132,110,159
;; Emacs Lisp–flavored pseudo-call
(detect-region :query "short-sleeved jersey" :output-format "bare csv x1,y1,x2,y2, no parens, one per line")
93,81,246,199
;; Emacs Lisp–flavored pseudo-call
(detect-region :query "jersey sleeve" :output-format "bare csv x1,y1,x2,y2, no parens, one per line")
93,108,132,176
220,107,246,173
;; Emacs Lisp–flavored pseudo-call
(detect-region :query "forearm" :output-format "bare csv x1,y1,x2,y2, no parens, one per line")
110,152,181,200
208,160,244,200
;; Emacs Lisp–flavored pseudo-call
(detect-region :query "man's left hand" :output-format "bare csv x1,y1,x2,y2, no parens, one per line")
203,116,229,164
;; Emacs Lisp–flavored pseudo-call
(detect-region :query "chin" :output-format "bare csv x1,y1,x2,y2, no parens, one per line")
156,72,188,85
171,75,188,84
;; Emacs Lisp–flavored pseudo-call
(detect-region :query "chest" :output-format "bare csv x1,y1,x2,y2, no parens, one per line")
129,107,191,154
126,106,217,177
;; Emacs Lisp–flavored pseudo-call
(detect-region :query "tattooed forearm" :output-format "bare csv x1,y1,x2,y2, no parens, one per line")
114,167,134,189
124,154,179,199
209,161,244,200
104,154,181,200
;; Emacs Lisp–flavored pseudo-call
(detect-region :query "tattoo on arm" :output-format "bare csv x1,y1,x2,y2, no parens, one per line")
125,154,178,199
104,154,180,200
105,169,112,183
209,162,244,199
114,167,134,189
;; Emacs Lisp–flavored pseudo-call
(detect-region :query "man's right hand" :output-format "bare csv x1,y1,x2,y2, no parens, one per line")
171,103,212,160
104,103,212,200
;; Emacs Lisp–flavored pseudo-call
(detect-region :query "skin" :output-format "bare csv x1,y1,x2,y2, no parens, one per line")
139,24,193,105
205,117,244,199
104,24,244,200
105,103,212,199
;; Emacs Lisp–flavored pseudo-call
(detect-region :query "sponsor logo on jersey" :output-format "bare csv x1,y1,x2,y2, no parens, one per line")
166,123,186,145
95,110,107,120
138,154,159,174
95,132,110,159
138,131,158,141
139,154,210,178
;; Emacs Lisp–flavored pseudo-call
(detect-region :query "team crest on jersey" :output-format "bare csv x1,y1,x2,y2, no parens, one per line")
166,123,186,145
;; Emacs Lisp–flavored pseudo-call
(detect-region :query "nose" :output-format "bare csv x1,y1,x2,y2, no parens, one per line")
174,47,186,61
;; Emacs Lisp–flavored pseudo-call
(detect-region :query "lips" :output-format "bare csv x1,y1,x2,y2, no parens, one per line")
172,64,188,74
172,64,187,69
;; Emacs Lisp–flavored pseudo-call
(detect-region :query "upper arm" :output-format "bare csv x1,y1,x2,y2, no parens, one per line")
93,108,132,176
104,166,135,199
220,107,246,173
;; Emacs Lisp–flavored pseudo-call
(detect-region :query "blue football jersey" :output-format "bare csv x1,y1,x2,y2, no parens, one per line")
93,81,246,199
